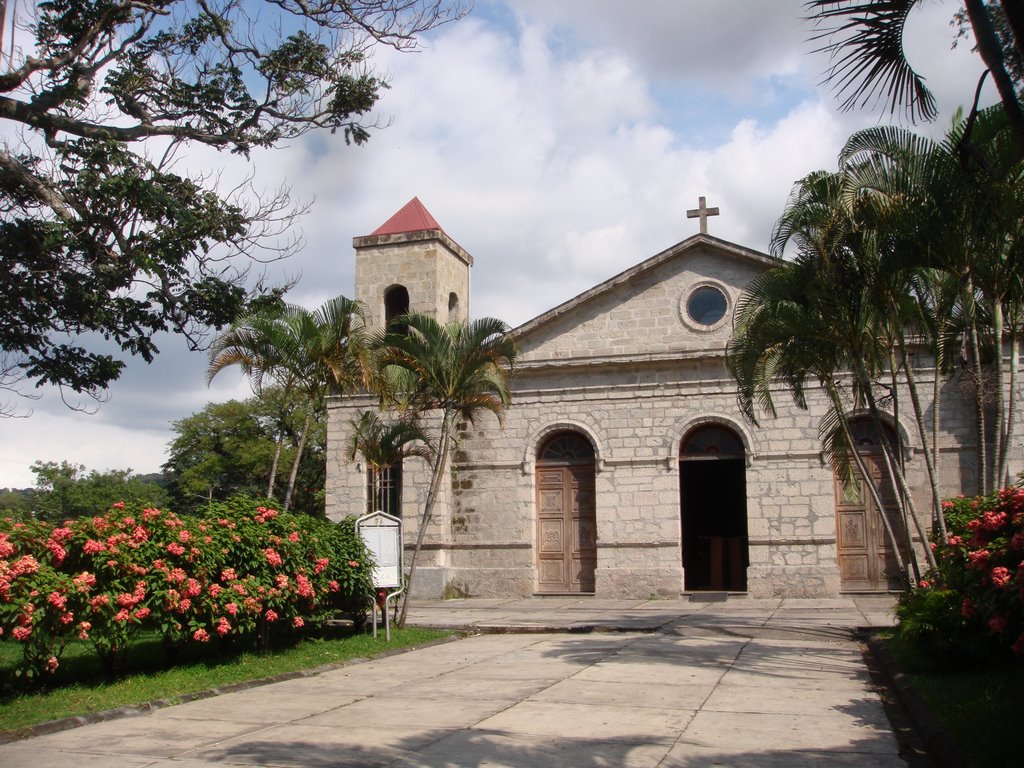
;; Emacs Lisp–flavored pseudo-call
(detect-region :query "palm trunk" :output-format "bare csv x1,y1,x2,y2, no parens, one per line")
896,332,944,537
992,300,1008,488
932,352,946,539
397,410,452,627
267,432,284,500
856,359,936,573
868,406,937,575
1000,320,1020,488
283,411,312,512
831,386,910,587
965,272,990,494
965,0,1024,151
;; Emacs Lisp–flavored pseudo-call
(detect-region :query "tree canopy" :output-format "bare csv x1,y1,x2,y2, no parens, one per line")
163,388,326,515
0,0,465,411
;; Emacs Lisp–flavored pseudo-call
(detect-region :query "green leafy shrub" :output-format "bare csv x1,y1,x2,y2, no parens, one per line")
896,484,1024,663
0,497,373,688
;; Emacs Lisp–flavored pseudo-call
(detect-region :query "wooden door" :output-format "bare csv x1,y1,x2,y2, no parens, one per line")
835,454,905,592
536,465,596,593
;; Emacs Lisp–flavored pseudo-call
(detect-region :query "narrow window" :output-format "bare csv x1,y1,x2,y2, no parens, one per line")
366,463,402,517
448,291,459,322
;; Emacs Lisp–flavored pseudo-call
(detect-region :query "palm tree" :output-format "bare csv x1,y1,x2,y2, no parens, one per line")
208,295,377,510
346,410,431,516
839,107,1024,494
376,313,517,626
729,168,936,579
806,0,1024,148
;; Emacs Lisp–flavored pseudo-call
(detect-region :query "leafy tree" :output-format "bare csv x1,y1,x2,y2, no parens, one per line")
29,460,168,521
377,313,517,625
0,486,33,518
806,1,1024,147
163,390,326,515
0,0,466,408
207,295,378,511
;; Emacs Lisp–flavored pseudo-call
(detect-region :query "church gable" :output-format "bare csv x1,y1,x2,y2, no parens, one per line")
512,234,776,363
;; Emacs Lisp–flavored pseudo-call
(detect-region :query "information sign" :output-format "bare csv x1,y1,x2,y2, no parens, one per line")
356,511,402,589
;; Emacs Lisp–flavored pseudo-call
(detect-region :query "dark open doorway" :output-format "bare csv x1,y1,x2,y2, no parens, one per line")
680,426,748,591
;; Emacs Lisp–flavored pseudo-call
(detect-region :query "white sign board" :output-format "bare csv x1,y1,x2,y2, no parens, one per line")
356,511,403,589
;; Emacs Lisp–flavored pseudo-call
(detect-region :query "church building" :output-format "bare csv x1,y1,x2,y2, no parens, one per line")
326,197,1011,599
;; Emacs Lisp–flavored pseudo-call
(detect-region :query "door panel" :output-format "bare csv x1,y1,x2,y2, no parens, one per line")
536,464,595,593
835,456,904,592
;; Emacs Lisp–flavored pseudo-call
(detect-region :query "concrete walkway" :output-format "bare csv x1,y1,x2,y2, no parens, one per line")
0,597,912,767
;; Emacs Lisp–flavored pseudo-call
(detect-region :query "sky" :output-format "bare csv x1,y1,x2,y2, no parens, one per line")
0,0,997,488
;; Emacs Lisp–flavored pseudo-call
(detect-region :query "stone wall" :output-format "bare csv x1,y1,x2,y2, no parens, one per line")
324,232,1022,600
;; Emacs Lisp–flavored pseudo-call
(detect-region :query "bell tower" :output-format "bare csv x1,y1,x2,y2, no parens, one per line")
353,197,472,330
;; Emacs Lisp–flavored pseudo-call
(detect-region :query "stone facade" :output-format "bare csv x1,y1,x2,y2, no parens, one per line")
326,205,1022,600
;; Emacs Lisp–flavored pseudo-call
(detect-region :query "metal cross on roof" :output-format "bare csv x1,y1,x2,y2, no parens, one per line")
686,196,719,234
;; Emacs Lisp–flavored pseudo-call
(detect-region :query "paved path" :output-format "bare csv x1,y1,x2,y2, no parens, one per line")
0,597,912,767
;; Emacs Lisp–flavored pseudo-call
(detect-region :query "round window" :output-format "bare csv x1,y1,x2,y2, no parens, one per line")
686,285,728,326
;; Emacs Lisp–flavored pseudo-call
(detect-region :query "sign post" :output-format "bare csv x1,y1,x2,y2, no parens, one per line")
356,511,403,641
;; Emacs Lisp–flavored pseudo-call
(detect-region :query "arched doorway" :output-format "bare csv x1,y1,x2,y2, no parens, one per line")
835,419,908,592
535,432,596,594
680,424,748,591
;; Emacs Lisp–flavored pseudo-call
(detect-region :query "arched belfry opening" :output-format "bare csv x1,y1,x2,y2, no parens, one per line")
834,418,908,592
679,424,748,591
384,284,409,323
384,285,410,332
535,431,596,594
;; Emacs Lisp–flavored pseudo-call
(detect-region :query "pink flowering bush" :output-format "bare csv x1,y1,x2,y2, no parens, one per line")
0,496,372,688
0,520,85,687
896,483,1024,663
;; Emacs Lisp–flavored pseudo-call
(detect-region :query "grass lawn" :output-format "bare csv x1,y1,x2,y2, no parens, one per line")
0,626,450,736
883,632,1024,768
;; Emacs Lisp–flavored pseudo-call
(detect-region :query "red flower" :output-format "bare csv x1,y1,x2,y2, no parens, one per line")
264,548,283,567
991,566,1012,588
264,609,278,623
193,629,210,642
167,542,186,556
989,615,1007,634
967,550,991,570
293,616,304,628
111,501,125,510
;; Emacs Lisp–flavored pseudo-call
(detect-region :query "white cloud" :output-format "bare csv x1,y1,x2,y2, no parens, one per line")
2,0,998,489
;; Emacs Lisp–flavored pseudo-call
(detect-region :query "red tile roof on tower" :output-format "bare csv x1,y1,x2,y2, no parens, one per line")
370,197,442,236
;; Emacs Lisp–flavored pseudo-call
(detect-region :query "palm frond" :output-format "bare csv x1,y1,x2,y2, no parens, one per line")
806,0,936,122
